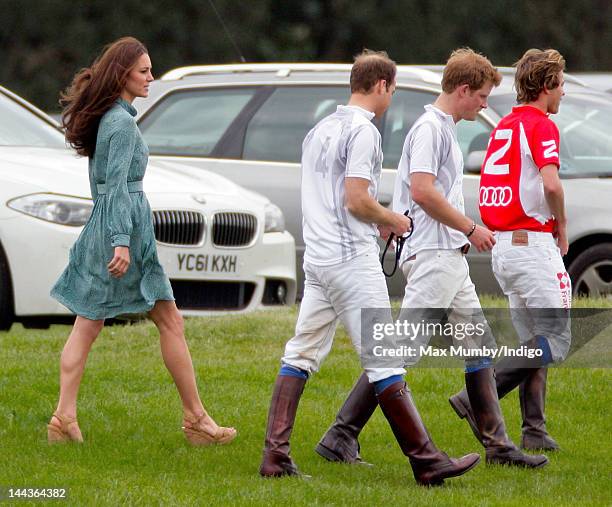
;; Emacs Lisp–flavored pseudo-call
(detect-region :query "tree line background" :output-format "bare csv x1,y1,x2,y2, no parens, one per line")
1,0,611,112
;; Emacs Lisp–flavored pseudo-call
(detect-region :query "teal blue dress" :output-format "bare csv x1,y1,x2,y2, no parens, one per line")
51,98,174,320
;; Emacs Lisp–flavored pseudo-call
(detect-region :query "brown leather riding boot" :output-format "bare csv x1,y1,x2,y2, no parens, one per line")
315,372,377,465
259,375,309,477
520,368,560,450
449,365,533,442
463,368,548,467
377,380,481,486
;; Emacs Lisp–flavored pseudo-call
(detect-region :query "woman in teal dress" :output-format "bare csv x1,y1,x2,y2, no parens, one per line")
47,37,236,447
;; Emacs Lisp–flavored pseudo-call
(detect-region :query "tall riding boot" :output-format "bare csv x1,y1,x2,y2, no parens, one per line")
315,372,377,465
463,369,547,467
449,332,557,445
377,380,481,486
520,368,560,450
259,375,308,477
449,365,532,441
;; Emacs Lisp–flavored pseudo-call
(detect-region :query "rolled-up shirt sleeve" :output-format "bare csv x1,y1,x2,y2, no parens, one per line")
105,120,136,248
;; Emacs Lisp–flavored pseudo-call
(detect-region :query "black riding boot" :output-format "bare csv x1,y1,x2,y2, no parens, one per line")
315,372,377,465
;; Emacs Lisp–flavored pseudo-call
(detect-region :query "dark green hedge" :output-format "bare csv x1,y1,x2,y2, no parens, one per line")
1,0,610,111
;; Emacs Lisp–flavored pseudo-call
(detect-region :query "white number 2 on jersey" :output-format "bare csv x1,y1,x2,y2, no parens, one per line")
542,139,558,158
483,129,512,175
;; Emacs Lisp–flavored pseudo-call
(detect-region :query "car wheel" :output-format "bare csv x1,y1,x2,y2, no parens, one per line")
569,243,612,298
0,243,15,330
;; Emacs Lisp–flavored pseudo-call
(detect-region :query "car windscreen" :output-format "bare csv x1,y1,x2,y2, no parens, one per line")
488,93,612,178
0,93,66,148
139,88,258,156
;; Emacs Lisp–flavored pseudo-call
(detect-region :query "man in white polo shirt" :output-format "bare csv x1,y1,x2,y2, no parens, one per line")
450,49,571,452
260,50,481,486
316,48,547,469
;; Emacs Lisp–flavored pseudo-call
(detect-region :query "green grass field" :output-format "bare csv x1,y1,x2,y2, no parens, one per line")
1,302,611,506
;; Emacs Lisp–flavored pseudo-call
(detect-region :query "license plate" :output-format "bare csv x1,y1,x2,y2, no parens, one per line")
177,253,238,273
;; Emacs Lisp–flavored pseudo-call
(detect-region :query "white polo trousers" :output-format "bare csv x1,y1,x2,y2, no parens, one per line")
491,231,572,362
401,249,479,308
398,249,496,368
282,245,406,383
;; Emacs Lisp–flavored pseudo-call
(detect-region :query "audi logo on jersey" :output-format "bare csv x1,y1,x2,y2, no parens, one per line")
479,186,513,207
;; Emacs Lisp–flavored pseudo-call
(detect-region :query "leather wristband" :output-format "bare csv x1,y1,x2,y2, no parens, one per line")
465,222,476,238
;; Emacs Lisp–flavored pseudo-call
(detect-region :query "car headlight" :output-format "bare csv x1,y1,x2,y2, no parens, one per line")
264,203,285,233
7,193,93,226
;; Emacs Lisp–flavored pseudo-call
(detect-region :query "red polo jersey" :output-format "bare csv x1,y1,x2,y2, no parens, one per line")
480,106,560,232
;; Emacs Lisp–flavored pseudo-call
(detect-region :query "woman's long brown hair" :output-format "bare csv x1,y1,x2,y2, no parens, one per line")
60,37,148,157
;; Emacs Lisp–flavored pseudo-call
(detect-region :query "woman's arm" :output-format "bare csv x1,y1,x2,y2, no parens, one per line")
105,118,137,277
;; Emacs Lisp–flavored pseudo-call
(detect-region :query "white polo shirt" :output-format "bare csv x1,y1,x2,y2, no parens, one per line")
393,104,468,260
302,105,382,266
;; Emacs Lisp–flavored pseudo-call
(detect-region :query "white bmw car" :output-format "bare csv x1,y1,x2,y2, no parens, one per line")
0,85,296,330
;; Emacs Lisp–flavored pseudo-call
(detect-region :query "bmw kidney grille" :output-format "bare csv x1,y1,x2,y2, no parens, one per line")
152,210,205,245
212,212,257,247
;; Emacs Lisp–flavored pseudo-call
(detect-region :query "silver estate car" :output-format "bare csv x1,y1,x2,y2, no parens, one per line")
134,64,612,298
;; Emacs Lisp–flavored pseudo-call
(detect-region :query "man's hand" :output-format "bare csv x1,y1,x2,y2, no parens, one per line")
467,224,496,252
388,213,412,237
378,214,412,241
378,224,394,241
108,246,130,278
553,220,569,256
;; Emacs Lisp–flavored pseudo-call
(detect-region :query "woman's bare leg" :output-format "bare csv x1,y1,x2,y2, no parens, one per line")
51,316,104,439
149,300,234,435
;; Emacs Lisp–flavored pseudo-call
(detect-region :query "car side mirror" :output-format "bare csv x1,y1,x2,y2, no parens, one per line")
465,150,486,174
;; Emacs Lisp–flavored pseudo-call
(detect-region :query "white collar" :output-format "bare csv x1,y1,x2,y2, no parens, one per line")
424,104,454,123
337,104,376,120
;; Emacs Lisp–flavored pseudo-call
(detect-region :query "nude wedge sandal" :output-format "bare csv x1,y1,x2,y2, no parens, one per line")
47,413,83,444
182,414,237,446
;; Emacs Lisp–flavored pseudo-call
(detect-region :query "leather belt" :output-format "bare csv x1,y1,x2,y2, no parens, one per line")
407,244,470,261
96,181,143,195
